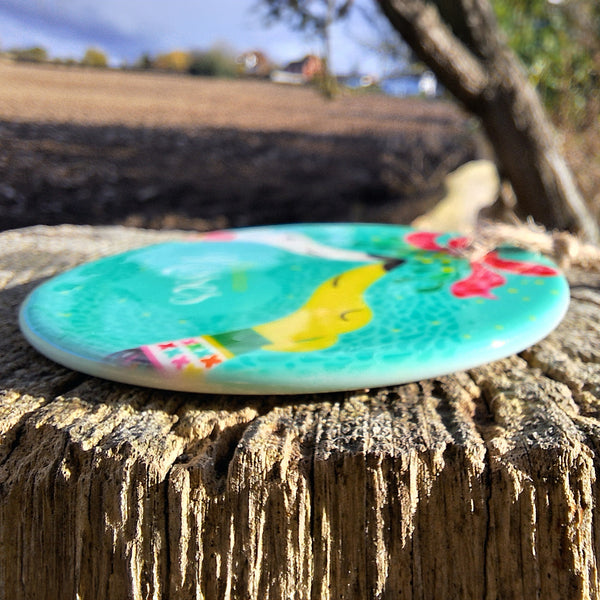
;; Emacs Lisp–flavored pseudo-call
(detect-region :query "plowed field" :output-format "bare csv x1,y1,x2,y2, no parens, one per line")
0,60,480,231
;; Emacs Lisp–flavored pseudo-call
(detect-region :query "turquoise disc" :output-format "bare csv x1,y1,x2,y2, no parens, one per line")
19,224,569,394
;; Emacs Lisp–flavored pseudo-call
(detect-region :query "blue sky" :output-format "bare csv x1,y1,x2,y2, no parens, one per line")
0,0,397,74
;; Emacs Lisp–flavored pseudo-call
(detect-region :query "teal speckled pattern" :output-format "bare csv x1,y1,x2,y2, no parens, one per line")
19,224,570,394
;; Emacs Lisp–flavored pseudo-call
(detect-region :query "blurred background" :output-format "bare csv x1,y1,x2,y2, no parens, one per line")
0,0,597,233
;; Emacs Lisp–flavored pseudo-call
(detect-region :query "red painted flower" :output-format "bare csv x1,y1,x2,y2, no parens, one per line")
405,231,559,299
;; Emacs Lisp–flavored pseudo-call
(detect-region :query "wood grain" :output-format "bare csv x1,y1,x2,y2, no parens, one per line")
1,225,599,599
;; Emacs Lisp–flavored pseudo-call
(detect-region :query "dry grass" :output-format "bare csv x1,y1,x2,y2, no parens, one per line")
0,60,480,232
0,59,465,136
1,60,596,229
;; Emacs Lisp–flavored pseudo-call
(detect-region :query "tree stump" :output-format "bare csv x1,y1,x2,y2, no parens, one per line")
1,225,600,600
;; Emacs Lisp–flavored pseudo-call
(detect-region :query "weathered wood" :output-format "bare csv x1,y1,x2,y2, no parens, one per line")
1,225,600,599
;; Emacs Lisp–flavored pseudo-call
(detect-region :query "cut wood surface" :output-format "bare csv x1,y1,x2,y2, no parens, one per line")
1,225,600,600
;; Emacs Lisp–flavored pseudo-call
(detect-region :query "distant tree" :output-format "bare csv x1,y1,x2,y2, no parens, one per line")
260,0,355,96
13,46,48,63
81,47,108,68
134,53,154,70
494,0,600,128
154,50,191,72
237,50,274,78
375,0,598,241
188,48,238,78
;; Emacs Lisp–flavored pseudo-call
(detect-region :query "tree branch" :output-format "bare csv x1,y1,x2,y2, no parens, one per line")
376,0,600,242
377,0,488,108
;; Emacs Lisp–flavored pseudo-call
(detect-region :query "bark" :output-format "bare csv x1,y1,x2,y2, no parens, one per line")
376,0,600,244
1,225,600,599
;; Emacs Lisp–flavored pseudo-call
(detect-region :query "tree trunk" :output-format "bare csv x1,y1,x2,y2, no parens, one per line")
376,0,600,244
2,225,600,599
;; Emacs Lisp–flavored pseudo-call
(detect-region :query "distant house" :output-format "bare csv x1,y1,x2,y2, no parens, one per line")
339,74,378,90
381,71,439,98
237,50,272,78
270,54,324,85
418,71,438,97
285,55,323,80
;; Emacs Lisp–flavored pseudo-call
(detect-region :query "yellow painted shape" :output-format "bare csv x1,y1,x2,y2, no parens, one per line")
255,263,386,352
